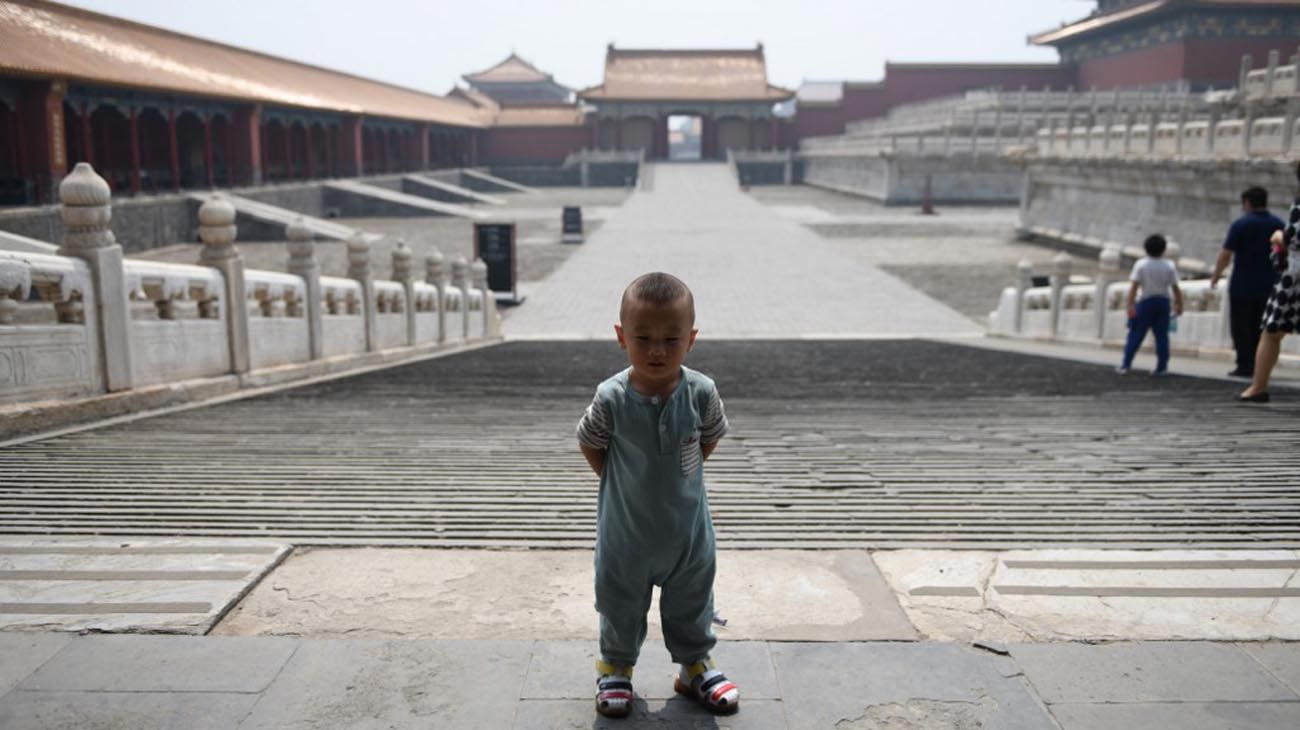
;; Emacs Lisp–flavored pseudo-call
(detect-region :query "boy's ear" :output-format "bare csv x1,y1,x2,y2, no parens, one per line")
614,323,627,350
687,328,699,350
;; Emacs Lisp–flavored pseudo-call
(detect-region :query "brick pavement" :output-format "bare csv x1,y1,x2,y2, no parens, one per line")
504,164,981,339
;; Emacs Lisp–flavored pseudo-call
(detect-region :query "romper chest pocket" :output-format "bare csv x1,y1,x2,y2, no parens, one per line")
679,429,702,477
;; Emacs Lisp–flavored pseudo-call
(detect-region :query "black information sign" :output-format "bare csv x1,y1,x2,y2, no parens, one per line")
562,206,583,243
473,222,517,301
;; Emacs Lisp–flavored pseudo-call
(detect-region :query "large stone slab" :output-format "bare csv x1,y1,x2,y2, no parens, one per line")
1238,642,1300,696
512,698,787,729
0,690,258,730
874,549,1300,641
214,548,914,642
519,640,779,700
0,633,70,694
1010,642,1298,703
0,539,290,634
19,635,297,693
237,639,531,729
771,642,1056,730
1045,701,1300,730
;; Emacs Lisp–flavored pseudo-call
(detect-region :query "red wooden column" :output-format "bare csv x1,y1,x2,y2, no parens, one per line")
224,117,236,185
304,126,316,179
231,103,262,184
128,107,141,194
614,118,622,150
166,110,180,191
324,125,336,177
339,116,362,177
280,121,291,180
591,117,601,149
18,80,68,203
79,102,92,169
202,114,215,188
417,124,430,169
769,116,779,149
469,131,478,165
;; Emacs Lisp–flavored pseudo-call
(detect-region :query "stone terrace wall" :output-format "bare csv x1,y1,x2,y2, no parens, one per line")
1019,158,1295,266
804,152,1023,205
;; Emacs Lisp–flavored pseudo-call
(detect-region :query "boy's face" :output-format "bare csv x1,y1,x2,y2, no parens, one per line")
615,296,698,388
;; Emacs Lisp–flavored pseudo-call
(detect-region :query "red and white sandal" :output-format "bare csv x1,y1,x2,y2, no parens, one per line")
674,659,739,714
595,660,635,718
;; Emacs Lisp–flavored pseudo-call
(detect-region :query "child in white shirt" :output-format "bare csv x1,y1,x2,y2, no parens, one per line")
1118,234,1184,375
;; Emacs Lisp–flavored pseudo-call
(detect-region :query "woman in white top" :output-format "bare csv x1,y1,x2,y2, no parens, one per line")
1119,234,1184,375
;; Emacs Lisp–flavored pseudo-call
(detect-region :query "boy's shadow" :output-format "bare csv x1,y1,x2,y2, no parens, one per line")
591,695,723,729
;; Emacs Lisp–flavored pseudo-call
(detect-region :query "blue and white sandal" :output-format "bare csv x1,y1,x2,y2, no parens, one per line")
674,658,739,714
595,660,634,718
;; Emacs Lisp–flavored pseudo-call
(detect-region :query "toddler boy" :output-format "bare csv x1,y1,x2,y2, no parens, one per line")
575,272,739,718
1119,234,1184,375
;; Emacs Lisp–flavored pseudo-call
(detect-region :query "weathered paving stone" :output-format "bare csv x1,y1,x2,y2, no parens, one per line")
1238,642,1300,696
1009,642,1299,703
19,635,297,693
512,698,787,729
0,690,258,730
519,640,780,700
771,642,1056,730
237,639,531,730
1044,701,1300,730
0,633,70,694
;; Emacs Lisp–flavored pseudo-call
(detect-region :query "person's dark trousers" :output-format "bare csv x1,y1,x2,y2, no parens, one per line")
1122,296,1172,372
1229,296,1270,374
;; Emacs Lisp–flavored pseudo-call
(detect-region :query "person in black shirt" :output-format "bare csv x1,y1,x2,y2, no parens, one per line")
1210,187,1286,377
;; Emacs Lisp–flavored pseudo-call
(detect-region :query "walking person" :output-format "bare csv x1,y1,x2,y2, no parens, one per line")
1117,234,1183,375
1239,163,1300,403
1210,186,1286,377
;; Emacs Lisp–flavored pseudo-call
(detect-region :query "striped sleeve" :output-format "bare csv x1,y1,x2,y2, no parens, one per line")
700,386,728,444
576,395,611,450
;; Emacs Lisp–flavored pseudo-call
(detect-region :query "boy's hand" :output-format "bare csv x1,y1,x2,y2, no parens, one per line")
1126,304,1137,320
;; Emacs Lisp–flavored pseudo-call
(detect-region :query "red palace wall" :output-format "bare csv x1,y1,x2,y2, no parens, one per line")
480,125,588,164
1183,38,1300,89
841,85,888,120
882,64,1075,108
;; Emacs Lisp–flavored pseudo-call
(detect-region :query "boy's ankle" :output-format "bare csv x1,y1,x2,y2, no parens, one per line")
596,659,634,678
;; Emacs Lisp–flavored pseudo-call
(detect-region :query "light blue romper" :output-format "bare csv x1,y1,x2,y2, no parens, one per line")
576,366,729,666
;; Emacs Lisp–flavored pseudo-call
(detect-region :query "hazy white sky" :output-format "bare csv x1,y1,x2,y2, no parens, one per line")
66,0,1089,94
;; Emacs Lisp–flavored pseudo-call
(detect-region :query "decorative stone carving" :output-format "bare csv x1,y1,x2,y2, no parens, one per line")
391,240,413,283
347,233,372,281
346,233,377,351
198,195,239,263
196,194,249,374
1013,259,1034,333
286,218,323,359
425,249,446,343
58,163,114,253
0,259,31,325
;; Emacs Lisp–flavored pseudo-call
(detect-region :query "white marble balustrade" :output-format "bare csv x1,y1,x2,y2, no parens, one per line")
0,163,501,411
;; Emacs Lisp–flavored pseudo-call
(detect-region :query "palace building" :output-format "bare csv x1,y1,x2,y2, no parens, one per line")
3,0,1299,206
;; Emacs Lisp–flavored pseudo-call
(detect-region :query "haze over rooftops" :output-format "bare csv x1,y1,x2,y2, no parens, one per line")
0,0,486,127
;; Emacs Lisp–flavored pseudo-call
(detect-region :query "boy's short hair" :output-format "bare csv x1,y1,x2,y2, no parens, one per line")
1242,186,1269,209
620,272,695,324
1143,234,1168,257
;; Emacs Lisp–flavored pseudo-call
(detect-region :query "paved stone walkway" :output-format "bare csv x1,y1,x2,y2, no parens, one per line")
2,634,1298,729
504,163,980,338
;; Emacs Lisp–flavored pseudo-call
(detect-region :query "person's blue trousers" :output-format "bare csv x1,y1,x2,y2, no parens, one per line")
1122,296,1171,372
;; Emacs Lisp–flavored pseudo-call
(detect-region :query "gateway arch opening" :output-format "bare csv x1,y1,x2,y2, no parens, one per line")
667,115,702,160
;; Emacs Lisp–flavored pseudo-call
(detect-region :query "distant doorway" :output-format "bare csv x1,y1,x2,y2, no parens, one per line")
667,115,702,161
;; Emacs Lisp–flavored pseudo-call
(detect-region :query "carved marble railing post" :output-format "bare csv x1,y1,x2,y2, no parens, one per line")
391,239,416,346
451,256,471,339
58,162,133,391
1240,54,1253,93
347,233,376,352
286,218,322,360
1014,258,1033,334
197,194,249,374
425,249,446,344
1049,252,1072,339
471,258,499,337
1096,245,1121,339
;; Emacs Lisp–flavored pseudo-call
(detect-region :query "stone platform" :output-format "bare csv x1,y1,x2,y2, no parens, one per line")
2,634,1298,728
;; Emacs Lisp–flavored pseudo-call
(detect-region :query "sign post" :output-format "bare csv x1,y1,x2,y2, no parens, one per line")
562,206,583,244
473,221,520,305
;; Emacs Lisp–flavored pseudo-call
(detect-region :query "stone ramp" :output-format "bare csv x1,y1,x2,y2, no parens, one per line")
0,230,57,253
461,168,539,194
0,539,289,634
323,180,487,220
194,193,382,244
504,162,981,338
3,341,1296,549
403,174,506,206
